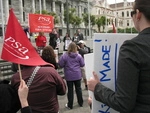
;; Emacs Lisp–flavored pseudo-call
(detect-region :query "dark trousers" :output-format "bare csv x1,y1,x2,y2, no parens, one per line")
66,79,83,109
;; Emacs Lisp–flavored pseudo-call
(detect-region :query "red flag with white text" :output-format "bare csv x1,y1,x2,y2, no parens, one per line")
29,13,54,33
1,9,53,67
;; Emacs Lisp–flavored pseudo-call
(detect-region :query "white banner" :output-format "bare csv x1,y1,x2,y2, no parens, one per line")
91,33,137,113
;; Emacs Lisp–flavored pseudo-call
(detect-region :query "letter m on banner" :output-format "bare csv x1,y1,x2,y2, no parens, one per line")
29,14,54,33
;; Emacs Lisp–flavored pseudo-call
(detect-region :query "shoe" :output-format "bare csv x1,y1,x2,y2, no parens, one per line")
80,105,83,107
65,103,71,110
78,103,83,107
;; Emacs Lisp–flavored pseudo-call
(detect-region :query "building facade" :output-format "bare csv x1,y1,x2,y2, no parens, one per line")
0,0,134,37
91,0,134,32
0,0,89,37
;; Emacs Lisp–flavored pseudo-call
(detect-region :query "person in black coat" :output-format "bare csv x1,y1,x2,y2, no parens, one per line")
49,28,57,49
0,80,32,113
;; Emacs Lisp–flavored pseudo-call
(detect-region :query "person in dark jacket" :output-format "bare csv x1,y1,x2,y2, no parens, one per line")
0,80,32,113
88,0,150,113
77,29,84,41
49,28,57,49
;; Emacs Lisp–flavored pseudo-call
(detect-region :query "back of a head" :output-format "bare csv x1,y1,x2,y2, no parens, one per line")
67,42,77,54
42,45,56,62
0,81,20,113
134,0,150,21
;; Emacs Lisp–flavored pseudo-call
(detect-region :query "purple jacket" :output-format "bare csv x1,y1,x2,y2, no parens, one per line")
59,52,85,81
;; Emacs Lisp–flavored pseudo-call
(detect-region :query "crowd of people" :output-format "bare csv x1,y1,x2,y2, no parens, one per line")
1,0,150,112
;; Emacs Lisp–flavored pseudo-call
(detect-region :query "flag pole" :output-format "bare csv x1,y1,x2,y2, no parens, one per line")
105,0,107,33
115,0,118,33
88,0,91,38
0,0,5,39
18,64,22,81
39,0,42,14
124,1,126,33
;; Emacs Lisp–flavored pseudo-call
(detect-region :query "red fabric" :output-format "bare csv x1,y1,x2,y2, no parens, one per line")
112,23,116,33
1,9,53,67
29,13,54,33
36,36,47,47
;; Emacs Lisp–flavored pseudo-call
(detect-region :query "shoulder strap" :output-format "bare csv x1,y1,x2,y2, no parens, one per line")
27,66,40,88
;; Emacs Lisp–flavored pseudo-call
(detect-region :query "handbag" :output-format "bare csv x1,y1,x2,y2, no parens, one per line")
27,66,40,88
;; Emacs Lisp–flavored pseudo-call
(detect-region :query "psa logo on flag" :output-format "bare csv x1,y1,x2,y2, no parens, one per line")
38,16,52,25
4,37,29,59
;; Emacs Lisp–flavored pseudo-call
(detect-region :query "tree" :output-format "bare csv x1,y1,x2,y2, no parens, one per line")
96,17,102,32
100,16,106,32
64,8,75,27
64,8,82,33
35,10,59,24
82,13,96,37
71,16,82,31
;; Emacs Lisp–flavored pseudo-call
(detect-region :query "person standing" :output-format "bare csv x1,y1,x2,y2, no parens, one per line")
63,33,72,51
88,0,150,113
36,32,47,55
49,28,57,49
24,26,31,41
77,29,84,41
11,65,66,113
77,40,91,90
59,42,84,109
72,33,79,44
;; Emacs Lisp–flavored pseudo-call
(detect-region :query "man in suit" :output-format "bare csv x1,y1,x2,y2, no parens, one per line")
77,29,84,41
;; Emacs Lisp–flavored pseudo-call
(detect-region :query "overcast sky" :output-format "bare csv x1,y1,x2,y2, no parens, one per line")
107,0,135,4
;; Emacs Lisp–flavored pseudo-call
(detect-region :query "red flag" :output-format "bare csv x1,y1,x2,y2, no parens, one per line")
112,23,116,33
1,9,53,67
29,13,54,33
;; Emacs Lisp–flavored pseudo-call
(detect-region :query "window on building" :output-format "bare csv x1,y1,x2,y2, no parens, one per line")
99,9,100,14
9,0,11,5
122,12,124,17
127,20,129,26
84,8,87,13
23,12,25,22
127,11,129,17
60,4,61,13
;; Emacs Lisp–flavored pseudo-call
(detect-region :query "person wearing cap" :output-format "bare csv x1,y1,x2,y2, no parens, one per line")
77,40,91,90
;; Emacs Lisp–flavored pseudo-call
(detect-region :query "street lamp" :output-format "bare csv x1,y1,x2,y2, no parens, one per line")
0,0,5,39
66,0,69,34
88,0,91,38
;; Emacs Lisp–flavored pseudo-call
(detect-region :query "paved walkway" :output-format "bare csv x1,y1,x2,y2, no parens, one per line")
58,80,91,113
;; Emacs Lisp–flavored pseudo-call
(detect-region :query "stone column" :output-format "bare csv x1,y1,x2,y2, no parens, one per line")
43,0,46,10
52,0,56,12
4,0,9,24
19,0,23,23
31,0,35,13
79,5,82,18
